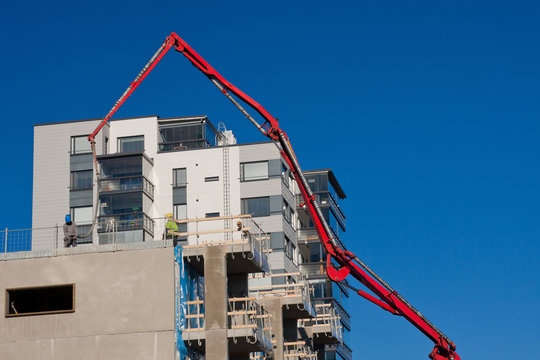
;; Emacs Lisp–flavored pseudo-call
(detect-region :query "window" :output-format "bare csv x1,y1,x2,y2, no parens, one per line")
205,176,219,182
205,212,220,218
281,163,289,186
71,135,91,155
174,204,187,220
283,200,291,223
241,197,270,217
240,161,268,181
72,207,92,224
6,284,75,317
118,135,144,153
173,168,187,187
288,172,295,193
70,170,93,190
284,236,293,259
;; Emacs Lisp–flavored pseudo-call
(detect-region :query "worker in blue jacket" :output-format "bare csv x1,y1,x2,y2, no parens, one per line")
63,214,78,248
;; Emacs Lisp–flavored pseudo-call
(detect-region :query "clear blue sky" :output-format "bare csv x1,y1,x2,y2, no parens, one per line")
1,1,538,359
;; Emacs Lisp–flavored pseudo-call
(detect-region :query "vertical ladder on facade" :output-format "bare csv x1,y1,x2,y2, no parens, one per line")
218,122,232,241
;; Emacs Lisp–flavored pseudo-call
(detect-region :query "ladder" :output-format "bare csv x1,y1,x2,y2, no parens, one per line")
218,122,232,241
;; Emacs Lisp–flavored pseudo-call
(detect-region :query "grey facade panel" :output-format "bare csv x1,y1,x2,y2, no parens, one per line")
173,187,186,205
269,195,282,214
268,159,281,178
270,232,284,250
283,220,296,244
69,190,93,207
70,154,93,171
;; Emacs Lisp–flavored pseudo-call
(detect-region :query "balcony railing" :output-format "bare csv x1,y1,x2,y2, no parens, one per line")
158,139,211,152
298,302,343,344
228,297,273,350
284,341,318,359
299,262,326,277
98,214,154,234
317,297,351,330
100,176,154,198
248,272,311,301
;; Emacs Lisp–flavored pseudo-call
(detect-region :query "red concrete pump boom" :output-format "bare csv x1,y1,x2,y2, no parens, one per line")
89,32,460,360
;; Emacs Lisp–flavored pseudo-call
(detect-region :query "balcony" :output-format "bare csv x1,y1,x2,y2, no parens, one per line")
298,302,342,345
283,341,318,359
100,176,154,198
182,297,273,354
248,272,315,319
97,214,154,244
179,215,270,274
299,261,326,278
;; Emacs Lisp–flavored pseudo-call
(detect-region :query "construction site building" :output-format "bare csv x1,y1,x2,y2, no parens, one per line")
0,115,352,359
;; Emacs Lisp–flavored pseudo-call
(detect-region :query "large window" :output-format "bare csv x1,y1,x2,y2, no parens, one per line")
6,284,75,317
240,161,268,181
118,135,144,153
70,170,93,190
173,168,187,187
71,135,91,154
241,197,270,217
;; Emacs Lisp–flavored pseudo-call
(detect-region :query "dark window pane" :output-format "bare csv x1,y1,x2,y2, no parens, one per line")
241,197,270,217
71,136,91,154
6,285,74,316
173,168,187,187
118,135,144,153
71,170,93,190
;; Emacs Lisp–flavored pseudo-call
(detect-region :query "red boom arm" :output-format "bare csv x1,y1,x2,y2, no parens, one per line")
89,32,460,360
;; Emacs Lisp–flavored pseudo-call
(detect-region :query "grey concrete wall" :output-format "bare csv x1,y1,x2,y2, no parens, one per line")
0,247,175,360
204,245,228,359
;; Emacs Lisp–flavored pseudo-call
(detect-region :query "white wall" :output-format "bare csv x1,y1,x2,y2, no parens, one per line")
33,120,107,250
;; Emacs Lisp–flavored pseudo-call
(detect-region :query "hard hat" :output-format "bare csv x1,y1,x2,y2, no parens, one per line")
166,213,173,218
65,214,71,223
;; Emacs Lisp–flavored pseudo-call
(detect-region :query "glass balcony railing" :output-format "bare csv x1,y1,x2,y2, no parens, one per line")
299,262,326,277
158,140,211,152
100,176,154,198
97,213,154,234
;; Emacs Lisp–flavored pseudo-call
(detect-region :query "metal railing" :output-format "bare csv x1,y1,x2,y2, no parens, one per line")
0,216,165,260
298,302,343,343
173,215,270,265
228,297,272,350
248,272,312,310
0,214,267,262
100,176,154,198
283,341,318,359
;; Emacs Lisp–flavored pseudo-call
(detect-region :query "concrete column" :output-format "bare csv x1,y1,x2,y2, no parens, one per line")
262,298,283,360
204,245,228,360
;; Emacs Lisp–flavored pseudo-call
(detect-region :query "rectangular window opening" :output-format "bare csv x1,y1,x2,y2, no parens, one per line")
173,168,187,187
71,135,91,155
118,135,144,153
204,176,219,182
240,161,269,181
241,197,270,217
6,284,75,317
205,212,220,218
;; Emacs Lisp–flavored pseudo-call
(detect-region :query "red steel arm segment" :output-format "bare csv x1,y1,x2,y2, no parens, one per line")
89,32,460,360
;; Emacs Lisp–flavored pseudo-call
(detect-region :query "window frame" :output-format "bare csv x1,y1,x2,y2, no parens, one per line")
241,196,270,217
71,135,92,155
240,161,269,182
5,284,75,317
118,135,144,153
70,170,93,191
173,168,187,187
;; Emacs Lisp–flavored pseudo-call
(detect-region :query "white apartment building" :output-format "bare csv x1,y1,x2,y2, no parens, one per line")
25,114,352,359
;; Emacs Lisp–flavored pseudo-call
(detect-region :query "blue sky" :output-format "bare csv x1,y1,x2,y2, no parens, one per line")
1,1,539,359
